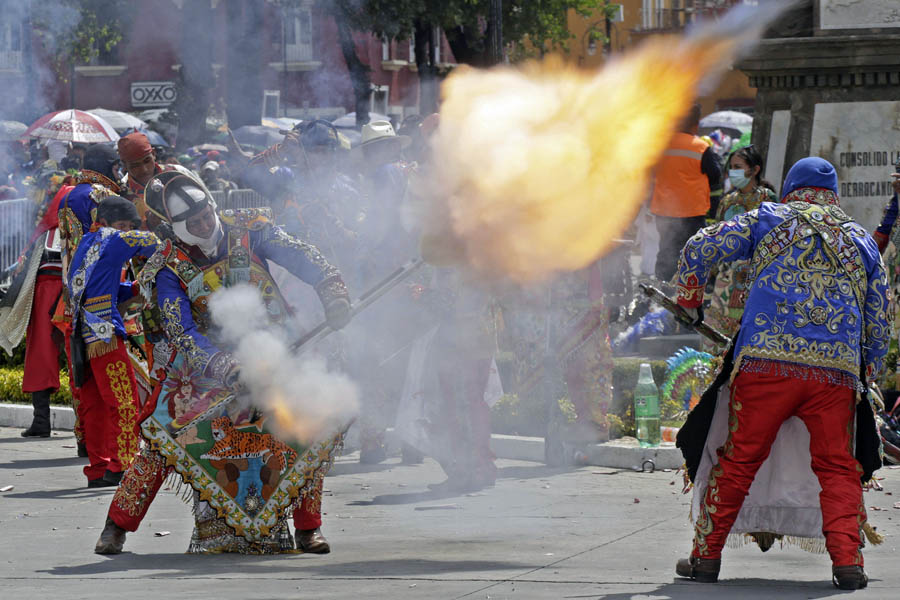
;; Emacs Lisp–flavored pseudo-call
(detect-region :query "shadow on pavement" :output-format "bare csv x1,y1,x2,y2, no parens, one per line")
0,456,84,469
328,460,399,477
347,488,462,505
40,556,532,578
591,578,861,599
4,487,116,500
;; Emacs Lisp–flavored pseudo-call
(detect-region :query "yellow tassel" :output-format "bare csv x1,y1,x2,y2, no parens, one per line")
86,337,118,359
863,522,884,546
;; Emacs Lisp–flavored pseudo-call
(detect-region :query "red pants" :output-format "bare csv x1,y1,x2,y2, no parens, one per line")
79,342,141,480
692,371,865,567
22,274,62,392
110,448,325,533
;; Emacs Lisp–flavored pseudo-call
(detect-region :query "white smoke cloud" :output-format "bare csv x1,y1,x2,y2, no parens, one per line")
208,283,359,445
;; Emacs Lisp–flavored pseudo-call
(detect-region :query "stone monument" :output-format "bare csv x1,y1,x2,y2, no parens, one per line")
738,0,900,231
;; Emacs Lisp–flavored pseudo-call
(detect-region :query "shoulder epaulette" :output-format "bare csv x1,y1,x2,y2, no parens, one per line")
218,207,272,231
77,170,121,193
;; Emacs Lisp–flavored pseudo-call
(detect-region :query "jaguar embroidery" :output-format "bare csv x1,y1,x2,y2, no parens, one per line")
200,416,298,472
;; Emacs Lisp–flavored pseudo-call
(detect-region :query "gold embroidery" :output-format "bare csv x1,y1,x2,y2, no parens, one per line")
161,297,210,372
105,360,139,467
120,230,160,248
112,451,167,517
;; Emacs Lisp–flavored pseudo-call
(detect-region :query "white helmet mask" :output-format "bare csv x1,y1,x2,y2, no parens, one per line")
168,185,223,258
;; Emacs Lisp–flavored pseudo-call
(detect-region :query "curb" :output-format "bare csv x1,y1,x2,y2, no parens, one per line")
0,403,75,431
0,405,682,470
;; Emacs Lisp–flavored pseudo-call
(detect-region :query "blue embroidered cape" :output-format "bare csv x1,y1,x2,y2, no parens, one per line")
676,199,892,390
68,228,161,350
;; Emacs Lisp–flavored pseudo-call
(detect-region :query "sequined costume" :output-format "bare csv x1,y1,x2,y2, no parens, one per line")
107,200,350,554
675,158,892,572
57,172,120,448
68,227,162,480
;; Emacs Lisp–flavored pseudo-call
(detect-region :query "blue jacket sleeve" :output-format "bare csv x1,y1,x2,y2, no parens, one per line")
251,224,349,305
674,209,759,307
860,240,893,383
156,268,221,374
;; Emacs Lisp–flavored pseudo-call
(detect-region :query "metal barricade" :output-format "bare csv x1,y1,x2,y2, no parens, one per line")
209,190,226,207
223,188,269,210
0,198,34,270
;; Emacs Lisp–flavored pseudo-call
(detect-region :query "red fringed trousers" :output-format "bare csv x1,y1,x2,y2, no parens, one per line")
79,342,141,480
108,448,324,532
691,371,866,567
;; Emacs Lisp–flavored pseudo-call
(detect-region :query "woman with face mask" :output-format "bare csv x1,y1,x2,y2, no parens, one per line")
707,145,777,339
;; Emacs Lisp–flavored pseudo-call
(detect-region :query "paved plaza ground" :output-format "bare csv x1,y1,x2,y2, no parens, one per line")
2,426,899,599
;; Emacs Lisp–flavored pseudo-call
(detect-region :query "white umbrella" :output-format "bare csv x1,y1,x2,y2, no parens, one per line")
24,109,119,143
699,110,752,133
87,108,147,131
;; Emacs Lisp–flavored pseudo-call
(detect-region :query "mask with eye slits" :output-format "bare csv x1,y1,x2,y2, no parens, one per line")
144,171,223,257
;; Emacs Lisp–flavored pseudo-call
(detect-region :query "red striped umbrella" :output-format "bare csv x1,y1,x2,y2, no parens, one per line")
23,109,120,143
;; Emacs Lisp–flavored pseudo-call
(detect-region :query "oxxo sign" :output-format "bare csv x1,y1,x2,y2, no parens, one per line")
130,81,177,108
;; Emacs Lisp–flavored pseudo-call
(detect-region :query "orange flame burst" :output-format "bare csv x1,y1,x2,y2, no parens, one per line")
423,34,739,283
268,391,330,446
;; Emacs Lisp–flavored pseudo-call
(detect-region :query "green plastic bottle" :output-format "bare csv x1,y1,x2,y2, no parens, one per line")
634,363,660,448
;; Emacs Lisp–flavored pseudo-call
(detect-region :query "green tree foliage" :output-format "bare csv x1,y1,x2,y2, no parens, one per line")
309,1,615,115
29,0,136,79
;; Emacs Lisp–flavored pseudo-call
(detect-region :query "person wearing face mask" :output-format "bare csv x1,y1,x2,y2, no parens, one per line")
95,169,351,556
707,145,777,338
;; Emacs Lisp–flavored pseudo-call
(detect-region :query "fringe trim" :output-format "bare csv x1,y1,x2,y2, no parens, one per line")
86,336,118,359
736,356,862,392
863,521,885,546
725,532,828,554
162,470,196,505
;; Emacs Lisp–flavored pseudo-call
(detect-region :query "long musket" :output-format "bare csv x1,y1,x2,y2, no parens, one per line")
290,258,425,353
164,258,425,436
638,282,730,347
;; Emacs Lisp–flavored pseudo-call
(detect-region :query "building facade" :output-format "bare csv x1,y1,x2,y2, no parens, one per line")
0,0,453,125
564,0,757,115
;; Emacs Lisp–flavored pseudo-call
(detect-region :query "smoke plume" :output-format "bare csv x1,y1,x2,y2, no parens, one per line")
208,283,359,446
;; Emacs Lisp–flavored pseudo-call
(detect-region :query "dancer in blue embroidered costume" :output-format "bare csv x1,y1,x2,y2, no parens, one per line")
673,158,891,590
96,169,351,555
67,197,162,487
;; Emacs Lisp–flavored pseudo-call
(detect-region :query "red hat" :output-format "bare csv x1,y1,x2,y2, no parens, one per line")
117,132,153,163
206,150,220,162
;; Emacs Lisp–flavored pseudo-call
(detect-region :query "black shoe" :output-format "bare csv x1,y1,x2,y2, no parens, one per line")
675,556,721,583
102,470,123,485
87,477,117,488
77,441,88,458
20,427,50,438
295,528,330,554
832,565,868,590
94,517,127,554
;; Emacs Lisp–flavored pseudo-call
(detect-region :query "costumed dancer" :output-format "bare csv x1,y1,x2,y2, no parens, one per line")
66,197,161,488
396,265,498,492
57,146,124,469
673,158,891,590
0,171,73,438
95,169,351,555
